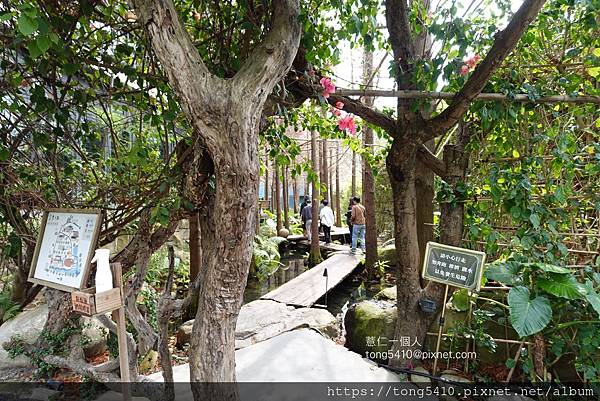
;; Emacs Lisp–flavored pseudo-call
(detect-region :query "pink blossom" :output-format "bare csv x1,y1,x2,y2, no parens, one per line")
338,115,357,136
465,54,481,69
335,101,344,110
329,107,341,116
459,65,470,76
320,77,336,98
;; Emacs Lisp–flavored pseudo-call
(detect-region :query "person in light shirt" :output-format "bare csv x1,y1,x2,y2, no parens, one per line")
319,200,335,244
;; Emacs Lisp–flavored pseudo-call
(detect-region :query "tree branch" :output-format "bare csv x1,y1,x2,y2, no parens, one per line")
417,145,446,178
385,0,414,73
426,0,547,139
233,0,302,109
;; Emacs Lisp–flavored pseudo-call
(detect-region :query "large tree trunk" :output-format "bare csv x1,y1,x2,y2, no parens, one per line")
362,48,378,270
416,141,435,265
387,139,433,367
133,1,301,398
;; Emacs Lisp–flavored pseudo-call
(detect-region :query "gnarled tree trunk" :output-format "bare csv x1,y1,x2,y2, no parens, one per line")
132,1,301,397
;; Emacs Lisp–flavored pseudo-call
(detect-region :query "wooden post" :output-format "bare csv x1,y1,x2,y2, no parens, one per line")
110,263,132,401
432,284,450,376
283,166,290,229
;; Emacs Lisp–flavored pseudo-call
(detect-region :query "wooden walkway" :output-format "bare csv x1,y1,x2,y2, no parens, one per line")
287,227,349,242
260,252,362,307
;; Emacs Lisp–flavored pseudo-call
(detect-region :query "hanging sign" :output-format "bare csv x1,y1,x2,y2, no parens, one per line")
422,241,486,291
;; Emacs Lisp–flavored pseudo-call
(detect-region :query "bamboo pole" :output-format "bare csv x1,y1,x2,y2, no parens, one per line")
336,89,600,104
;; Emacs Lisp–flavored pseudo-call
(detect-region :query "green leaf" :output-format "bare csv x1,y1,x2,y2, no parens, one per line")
0,12,14,22
450,289,470,311
508,286,552,337
527,262,571,274
584,281,600,318
17,14,37,36
537,273,586,300
36,35,50,53
529,213,540,228
485,260,522,285
27,41,41,59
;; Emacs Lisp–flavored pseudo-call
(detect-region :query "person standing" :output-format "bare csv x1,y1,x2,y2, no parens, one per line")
319,200,334,243
350,196,366,254
301,199,313,240
346,198,354,245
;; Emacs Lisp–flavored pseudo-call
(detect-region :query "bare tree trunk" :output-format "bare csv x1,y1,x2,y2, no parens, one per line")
264,158,270,209
335,142,342,227
387,140,434,367
275,164,282,232
362,48,378,271
310,129,322,264
133,2,301,398
187,210,201,319
351,150,357,196
292,174,298,214
322,138,329,202
283,166,290,229
416,142,435,266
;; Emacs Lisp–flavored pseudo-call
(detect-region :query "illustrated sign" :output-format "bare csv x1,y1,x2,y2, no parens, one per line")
422,242,486,290
29,209,102,292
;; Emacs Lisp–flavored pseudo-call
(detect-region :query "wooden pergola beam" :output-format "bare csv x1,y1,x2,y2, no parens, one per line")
336,89,600,104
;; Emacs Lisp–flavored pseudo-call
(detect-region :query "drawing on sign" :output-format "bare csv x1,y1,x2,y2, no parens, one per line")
422,242,486,290
29,209,102,292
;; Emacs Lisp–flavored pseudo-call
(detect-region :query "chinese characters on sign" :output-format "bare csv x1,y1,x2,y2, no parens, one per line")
29,209,102,291
422,242,486,290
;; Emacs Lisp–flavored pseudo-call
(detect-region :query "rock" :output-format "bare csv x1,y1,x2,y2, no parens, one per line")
94,391,150,401
0,304,48,368
176,319,194,346
176,300,339,349
410,366,431,386
288,308,338,339
82,317,108,358
378,245,397,267
344,300,397,360
28,388,61,401
277,228,290,238
150,329,402,384
236,300,339,349
138,349,158,374
0,304,108,367
374,286,397,301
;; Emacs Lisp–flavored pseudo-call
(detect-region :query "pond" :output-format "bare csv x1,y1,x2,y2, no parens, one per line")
243,251,308,304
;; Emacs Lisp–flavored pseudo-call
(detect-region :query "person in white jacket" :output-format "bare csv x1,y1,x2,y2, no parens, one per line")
319,200,335,243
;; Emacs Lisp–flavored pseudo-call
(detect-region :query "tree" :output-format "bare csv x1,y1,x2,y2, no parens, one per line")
361,48,378,270
131,1,301,397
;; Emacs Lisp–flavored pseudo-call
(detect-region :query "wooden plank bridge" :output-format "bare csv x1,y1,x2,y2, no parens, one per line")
260,251,362,307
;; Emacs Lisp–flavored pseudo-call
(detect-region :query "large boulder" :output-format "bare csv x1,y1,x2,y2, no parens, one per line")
176,300,339,349
0,304,108,369
374,286,397,301
378,245,397,268
344,299,397,361
0,304,48,368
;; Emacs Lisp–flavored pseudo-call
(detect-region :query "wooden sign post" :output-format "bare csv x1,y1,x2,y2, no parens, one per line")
421,242,486,376
71,263,131,401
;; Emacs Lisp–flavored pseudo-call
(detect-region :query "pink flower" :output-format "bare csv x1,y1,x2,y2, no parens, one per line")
459,65,470,76
335,101,344,110
329,107,341,116
465,54,481,69
338,115,356,136
320,77,336,98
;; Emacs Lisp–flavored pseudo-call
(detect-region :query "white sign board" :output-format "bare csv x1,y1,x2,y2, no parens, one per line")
29,209,102,292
